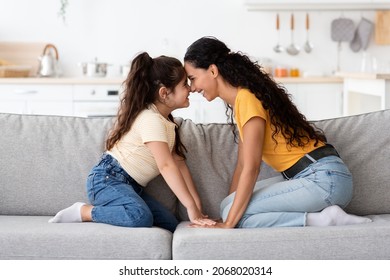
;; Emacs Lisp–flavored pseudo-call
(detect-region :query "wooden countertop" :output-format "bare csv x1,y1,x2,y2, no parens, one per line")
0,77,126,85
0,76,343,85
335,72,390,80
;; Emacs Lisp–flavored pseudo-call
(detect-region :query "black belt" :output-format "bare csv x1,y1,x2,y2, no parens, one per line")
281,144,340,180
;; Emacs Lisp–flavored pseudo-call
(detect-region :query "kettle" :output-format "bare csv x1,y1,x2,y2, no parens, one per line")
37,44,59,77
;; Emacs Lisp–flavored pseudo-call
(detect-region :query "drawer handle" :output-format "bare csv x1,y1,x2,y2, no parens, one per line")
107,90,118,96
14,90,38,94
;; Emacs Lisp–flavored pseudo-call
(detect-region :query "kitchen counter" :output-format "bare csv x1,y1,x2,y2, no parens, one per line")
335,72,390,80
0,76,343,85
0,77,126,85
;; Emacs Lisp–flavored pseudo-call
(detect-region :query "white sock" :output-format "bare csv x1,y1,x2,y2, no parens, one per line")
306,205,372,227
48,202,85,223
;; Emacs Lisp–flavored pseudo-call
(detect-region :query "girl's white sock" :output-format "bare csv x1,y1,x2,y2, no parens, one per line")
306,205,372,227
48,202,85,223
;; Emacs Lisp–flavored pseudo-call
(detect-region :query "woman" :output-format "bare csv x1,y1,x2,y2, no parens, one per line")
184,37,371,228
49,52,215,232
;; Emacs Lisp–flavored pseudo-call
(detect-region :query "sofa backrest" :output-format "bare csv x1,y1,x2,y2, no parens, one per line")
1,109,389,219
314,109,390,216
0,114,177,216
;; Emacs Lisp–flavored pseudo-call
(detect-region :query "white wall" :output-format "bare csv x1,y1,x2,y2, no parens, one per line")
1,0,389,77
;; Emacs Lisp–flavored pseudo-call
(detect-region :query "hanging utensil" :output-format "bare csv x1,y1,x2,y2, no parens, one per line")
286,13,300,56
331,16,355,72
304,13,314,53
273,13,284,53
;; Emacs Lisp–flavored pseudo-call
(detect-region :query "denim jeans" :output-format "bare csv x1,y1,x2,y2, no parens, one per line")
220,156,353,228
86,153,178,232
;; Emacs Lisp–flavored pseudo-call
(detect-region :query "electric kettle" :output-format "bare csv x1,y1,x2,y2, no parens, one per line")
37,44,59,77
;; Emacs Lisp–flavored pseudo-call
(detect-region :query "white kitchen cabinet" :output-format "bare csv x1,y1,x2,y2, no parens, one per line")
0,84,73,116
172,94,228,123
282,82,343,120
338,72,390,116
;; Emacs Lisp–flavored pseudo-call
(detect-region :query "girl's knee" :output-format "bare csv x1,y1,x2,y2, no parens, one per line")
123,205,153,228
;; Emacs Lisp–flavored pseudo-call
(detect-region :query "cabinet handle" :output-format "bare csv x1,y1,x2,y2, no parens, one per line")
14,90,38,94
107,90,118,96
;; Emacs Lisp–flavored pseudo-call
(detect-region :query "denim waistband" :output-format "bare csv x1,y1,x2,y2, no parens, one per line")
99,153,143,190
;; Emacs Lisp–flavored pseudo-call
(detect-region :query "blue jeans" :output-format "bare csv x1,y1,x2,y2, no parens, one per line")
220,156,353,228
86,153,178,232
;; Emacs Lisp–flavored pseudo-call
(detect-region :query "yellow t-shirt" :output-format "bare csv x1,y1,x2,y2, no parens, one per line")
234,88,324,172
107,104,176,186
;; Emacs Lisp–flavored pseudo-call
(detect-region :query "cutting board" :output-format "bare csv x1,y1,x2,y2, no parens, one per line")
375,11,390,45
0,42,47,77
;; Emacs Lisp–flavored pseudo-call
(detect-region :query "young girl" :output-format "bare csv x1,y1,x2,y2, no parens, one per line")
184,37,372,229
49,52,215,232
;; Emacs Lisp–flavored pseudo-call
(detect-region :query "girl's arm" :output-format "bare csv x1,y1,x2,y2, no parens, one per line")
145,141,214,225
216,117,265,228
173,153,203,213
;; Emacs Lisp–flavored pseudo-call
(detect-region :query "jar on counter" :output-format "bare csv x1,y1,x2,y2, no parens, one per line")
290,68,300,77
274,66,288,77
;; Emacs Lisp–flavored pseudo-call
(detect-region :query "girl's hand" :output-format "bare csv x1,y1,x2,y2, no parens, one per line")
188,221,234,229
187,206,216,226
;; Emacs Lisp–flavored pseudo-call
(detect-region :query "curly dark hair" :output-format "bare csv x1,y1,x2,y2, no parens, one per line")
106,52,187,158
184,36,326,147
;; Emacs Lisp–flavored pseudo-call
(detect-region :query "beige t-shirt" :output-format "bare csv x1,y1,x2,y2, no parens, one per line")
108,104,176,186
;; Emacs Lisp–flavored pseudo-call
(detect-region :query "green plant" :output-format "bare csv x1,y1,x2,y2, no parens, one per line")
58,0,69,23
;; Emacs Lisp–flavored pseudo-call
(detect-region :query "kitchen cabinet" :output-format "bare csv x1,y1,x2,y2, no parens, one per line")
172,94,228,123
244,0,390,11
0,78,124,117
0,77,343,122
337,72,390,116
278,78,343,120
0,84,73,116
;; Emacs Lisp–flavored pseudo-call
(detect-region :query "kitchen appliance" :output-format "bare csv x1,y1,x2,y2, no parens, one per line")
303,13,314,53
286,14,300,56
79,58,111,77
37,44,59,77
273,14,284,53
331,16,355,71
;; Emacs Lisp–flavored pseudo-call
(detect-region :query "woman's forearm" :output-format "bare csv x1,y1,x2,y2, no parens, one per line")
224,167,259,227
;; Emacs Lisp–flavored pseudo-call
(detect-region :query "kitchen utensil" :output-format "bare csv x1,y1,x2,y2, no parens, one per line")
273,14,284,53
331,16,355,71
303,13,314,53
37,44,59,77
350,17,374,52
286,14,300,56
79,58,111,77
375,11,390,45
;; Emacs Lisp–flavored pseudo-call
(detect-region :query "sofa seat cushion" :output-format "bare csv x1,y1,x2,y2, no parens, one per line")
0,216,172,260
172,215,390,260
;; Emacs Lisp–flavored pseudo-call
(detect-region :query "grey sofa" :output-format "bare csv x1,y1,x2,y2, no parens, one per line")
1,109,390,260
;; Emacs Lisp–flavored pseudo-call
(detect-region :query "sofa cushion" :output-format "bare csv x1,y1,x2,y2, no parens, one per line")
314,109,390,215
0,113,177,216
173,215,390,259
0,216,172,259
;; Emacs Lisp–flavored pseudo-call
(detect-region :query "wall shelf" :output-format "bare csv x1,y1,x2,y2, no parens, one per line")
244,1,390,11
